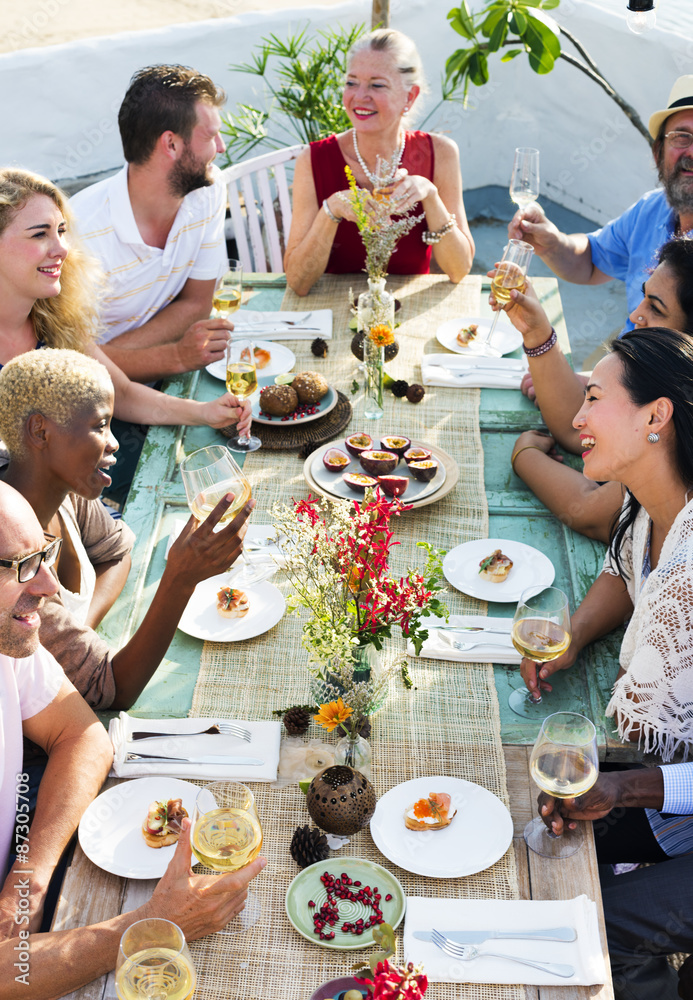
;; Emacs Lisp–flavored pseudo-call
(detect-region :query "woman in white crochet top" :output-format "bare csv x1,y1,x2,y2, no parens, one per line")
521,327,693,761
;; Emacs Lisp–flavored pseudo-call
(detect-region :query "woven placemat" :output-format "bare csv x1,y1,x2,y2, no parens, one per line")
220,390,353,451
191,275,525,1000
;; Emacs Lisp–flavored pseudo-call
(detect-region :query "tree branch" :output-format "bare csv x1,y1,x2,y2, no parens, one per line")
557,50,652,145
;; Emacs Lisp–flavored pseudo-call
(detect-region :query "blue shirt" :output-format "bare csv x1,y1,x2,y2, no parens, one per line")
647,764,693,856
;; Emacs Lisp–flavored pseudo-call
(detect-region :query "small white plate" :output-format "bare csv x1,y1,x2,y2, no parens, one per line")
436,316,523,356
309,438,445,504
370,776,513,878
78,776,199,879
177,576,286,641
443,538,555,603
205,341,296,381
254,384,338,426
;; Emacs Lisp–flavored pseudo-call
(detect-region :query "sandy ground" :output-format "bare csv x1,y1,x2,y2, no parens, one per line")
1,0,348,54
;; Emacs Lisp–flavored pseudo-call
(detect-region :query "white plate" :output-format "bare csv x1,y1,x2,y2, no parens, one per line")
78,776,200,879
370,776,513,878
309,438,445,504
436,316,523,356
205,341,296,381
253,384,338,426
177,576,286,641
443,538,555,603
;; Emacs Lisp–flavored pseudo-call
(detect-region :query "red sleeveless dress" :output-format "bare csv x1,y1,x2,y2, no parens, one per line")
311,131,434,275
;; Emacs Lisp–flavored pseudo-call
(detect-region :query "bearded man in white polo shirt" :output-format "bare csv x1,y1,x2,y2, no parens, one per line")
71,64,232,384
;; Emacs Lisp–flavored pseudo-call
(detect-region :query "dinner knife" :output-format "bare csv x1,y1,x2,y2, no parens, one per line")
431,625,512,634
413,927,576,944
427,362,526,373
125,753,264,765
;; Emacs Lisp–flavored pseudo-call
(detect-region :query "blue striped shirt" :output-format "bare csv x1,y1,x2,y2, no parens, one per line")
646,764,693,856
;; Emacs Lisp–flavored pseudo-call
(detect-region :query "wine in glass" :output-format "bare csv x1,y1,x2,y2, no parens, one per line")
191,781,263,932
526,711,599,858
213,258,243,319
477,238,534,355
510,147,540,212
509,586,571,719
225,337,262,454
115,918,195,1000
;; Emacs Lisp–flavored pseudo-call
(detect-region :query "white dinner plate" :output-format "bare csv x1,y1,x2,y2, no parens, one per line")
443,538,555,603
205,341,296,381
370,776,513,878
78,776,200,879
177,576,285,641
253,384,338,426
308,438,445,504
436,316,523,356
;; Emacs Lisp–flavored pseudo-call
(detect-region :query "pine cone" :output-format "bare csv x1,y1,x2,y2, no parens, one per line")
406,383,426,404
290,824,330,869
283,706,311,735
391,379,409,398
358,717,372,739
311,337,328,358
298,440,320,460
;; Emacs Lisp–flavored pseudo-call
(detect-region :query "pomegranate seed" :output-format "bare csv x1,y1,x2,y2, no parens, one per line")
385,894,392,901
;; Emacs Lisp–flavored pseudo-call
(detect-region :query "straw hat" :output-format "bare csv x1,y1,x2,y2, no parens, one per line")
649,75,693,139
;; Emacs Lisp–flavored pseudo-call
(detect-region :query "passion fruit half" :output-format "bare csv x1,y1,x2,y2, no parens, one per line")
344,432,374,458
403,446,432,465
359,450,398,477
323,447,350,473
343,472,378,494
409,459,439,482
380,435,411,458
378,474,409,497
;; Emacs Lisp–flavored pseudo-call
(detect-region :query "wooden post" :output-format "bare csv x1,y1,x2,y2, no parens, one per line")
372,0,390,28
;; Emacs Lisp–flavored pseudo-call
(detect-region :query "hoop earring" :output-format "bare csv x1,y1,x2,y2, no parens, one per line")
647,432,660,443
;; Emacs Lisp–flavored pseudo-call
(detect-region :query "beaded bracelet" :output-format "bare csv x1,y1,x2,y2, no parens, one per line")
510,444,545,473
523,327,557,358
422,213,456,245
322,199,341,224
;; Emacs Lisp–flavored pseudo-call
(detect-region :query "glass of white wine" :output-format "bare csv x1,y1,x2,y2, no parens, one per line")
478,238,534,355
225,337,262,454
526,711,599,858
212,258,243,319
510,147,540,212
191,781,263,933
115,918,195,1000
509,585,571,719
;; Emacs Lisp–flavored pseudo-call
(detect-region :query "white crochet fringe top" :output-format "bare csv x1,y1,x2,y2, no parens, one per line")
604,497,693,761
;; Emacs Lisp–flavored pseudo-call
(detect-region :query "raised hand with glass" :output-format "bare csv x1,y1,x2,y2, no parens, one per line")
479,238,534,356
509,586,571,719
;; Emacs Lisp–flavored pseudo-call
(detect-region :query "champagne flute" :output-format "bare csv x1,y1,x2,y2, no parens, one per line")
115,918,195,1000
477,238,534,356
212,258,243,319
509,585,571,719
526,711,599,858
191,781,263,933
225,338,262,454
510,147,540,212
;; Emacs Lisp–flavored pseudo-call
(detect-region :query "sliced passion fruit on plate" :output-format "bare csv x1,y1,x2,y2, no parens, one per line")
377,474,409,497
344,432,374,458
409,459,439,482
403,446,432,465
359,450,398,477
323,447,350,473
380,435,410,458
342,472,378,494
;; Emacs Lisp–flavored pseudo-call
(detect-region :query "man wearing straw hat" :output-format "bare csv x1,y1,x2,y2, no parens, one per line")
509,75,693,334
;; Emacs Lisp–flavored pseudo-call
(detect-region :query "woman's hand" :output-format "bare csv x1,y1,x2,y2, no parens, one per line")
512,429,564,466
488,272,553,348
520,642,578,698
167,495,254,589
327,190,359,225
389,168,435,213
200,395,252,432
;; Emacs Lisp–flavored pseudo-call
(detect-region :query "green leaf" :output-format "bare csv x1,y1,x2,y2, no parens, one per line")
509,10,528,33
487,15,509,52
445,47,474,86
500,47,523,61
447,2,476,40
542,0,561,7
523,12,560,72
480,6,506,38
468,49,489,86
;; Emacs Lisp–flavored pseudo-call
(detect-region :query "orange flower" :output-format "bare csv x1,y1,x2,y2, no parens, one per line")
368,323,395,346
313,697,354,732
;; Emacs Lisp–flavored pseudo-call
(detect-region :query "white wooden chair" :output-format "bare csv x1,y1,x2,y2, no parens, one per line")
218,144,304,273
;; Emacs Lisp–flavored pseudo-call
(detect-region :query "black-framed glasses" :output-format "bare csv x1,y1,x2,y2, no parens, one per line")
664,130,693,150
0,536,62,583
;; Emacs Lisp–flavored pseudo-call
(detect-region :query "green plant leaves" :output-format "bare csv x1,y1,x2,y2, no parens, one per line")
447,3,476,40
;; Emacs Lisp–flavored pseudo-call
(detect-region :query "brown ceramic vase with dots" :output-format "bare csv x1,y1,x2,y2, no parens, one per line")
306,765,377,835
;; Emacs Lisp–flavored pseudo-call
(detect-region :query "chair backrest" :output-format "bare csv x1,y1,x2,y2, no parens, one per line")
218,144,305,273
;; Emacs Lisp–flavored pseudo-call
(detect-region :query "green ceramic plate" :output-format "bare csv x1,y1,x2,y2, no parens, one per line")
285,858,405,950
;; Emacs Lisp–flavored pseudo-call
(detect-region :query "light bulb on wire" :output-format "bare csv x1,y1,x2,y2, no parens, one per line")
626,0,657,33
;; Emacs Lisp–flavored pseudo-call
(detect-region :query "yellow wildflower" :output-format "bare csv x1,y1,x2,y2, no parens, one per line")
368,323,395,346
313,697,354,732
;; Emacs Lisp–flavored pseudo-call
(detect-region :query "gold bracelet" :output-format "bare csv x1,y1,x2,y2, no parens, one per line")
510,444,544,473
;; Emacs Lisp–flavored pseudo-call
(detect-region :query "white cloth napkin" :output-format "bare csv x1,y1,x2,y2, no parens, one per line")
232,309,333,340
404,896,607,986
407,615,521,664
109,713,282,781
421,353,527,389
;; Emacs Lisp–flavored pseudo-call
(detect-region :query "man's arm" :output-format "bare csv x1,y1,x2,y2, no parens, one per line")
538,767,667,837
507,204,612,285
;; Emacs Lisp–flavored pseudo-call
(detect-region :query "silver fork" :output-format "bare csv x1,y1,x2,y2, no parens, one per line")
236,312,313,327
431,930,574,978
453,640,511,652
130,722,251,742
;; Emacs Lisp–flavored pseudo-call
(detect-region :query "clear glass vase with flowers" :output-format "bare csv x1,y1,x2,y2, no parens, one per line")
314,697,372,779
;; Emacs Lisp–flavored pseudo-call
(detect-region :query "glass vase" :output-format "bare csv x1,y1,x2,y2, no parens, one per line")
309,645,388,716
334,733,372,780
358,278,394,421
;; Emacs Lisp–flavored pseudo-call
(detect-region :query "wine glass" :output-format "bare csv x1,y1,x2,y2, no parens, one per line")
225,337,262,454
115,918,195,1000
212,258,243,319
191,781,263,933
510,147,540,212
526,711,599,858
477,238,534,356
508,586,571,719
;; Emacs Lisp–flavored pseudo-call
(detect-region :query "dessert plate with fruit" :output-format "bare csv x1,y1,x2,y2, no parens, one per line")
370,776,513,878
177,575,286,642
205,340,296,381
436,316,523,356
443,538,555,602
254,370,338,426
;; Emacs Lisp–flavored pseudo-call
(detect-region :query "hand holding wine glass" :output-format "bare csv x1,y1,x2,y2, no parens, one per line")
508,585,572,719
225,337,262,453
477,238,533,356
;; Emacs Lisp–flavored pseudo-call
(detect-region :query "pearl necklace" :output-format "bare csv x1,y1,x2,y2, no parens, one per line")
352,128,406,187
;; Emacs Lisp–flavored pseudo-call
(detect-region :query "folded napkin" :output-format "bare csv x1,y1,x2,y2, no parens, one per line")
109,713,282,782
404,896,607,986
232,309,332,341
421,353,527,389
407,615,520,664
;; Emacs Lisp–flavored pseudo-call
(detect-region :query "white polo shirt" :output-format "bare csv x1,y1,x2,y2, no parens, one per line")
1,646,64,875
71,164,227,344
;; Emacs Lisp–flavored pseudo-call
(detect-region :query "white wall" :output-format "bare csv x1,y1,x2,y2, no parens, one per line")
1,0,692,222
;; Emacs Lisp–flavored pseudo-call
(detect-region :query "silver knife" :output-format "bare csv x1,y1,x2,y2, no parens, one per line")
234,325,323,333
126,752,264,765
431,625,512,634
428,362,525,373
413,927,576,944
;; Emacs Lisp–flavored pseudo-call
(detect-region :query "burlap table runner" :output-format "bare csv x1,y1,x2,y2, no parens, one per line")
190,275,524,1000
